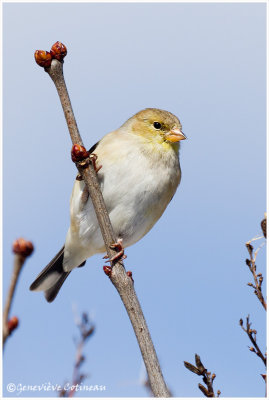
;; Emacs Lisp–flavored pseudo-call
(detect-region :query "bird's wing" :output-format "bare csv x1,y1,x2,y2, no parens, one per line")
88,141,100,154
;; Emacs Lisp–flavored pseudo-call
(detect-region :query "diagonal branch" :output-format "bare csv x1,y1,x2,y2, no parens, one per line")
34,42,170,397
239,316,266,366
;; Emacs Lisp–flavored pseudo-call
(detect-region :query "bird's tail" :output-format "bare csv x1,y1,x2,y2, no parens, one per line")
29,246,71,303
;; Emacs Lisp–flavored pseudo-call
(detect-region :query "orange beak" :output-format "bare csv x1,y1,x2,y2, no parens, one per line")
165,128,187,143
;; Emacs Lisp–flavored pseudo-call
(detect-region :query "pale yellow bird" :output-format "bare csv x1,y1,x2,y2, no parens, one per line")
30,108,186,302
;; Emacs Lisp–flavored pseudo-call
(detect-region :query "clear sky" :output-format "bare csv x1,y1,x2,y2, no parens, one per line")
3,1,266,398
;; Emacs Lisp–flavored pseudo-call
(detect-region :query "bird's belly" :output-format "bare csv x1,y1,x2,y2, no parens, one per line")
71,148,180,256
100,160,179,248
107,187,169,247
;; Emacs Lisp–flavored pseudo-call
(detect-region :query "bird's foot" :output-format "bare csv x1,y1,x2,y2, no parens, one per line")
105,238,127,263
89,153,102,173
75,154,101,180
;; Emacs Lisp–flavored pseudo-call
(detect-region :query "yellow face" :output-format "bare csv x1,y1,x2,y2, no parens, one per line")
128,108,186,147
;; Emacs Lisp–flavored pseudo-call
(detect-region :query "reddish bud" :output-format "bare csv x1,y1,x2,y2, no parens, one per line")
249,346,255,352
127,271,134,282
50,41,67,61
13,238,34,257
7,316,19,333
71,144,89,162
34,50,52,68
103,265,112,276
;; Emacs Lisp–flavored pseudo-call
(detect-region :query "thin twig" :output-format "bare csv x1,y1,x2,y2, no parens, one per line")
3,238,34,347
3,255,24,345
245,240,266,311
184,354,220,397
59,312,95,397
35,43,170,397
240,217,267,394
239,316,266,366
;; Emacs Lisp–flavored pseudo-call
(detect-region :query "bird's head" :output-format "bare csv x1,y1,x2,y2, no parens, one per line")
124,108,186,149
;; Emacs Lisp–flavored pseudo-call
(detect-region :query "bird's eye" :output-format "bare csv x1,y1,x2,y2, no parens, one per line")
153,121,162,129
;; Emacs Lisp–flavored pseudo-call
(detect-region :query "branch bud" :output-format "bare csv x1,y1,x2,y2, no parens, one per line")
7,316,19,333
246,243,253,252
261,217,267,238
13,238,34,257
127,271,134,282
103,265,112,276
34,50,52,68
198,384,209,397
50,41,67,61
71,144,89,162
249,347,255,352
239,318,243,326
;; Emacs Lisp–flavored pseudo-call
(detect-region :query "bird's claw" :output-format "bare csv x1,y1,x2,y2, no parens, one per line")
89,153,102,173
105,239,127,263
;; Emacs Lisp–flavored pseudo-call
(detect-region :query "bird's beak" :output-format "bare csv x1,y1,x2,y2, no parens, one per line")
165,128,187,142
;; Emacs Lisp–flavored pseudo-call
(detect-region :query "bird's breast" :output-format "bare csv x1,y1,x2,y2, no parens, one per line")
96,140,180,246
69,132,181,253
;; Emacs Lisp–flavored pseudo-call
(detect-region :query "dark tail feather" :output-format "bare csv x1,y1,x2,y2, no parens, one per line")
44,271,71,303
29,246,70,303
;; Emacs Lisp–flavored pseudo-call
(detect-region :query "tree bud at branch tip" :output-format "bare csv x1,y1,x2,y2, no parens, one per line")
50,41,67,61
34,50,52,68
7,316,19,333
71,144,89,162
12,238,34,257
103,265,112,276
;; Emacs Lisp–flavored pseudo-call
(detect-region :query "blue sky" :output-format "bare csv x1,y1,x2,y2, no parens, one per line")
3,2,266,398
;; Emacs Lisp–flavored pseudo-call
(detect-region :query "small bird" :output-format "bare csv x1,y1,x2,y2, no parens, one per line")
30,108,186,302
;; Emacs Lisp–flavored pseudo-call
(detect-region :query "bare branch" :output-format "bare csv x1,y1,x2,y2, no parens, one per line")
34,42,170,397
245,230,266,311
3,238,34,347
184,354,220,397
59,312,95,397
239,315,266,366
240,216,267,392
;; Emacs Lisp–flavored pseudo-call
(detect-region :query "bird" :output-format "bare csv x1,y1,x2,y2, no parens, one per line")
30,108,186,302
